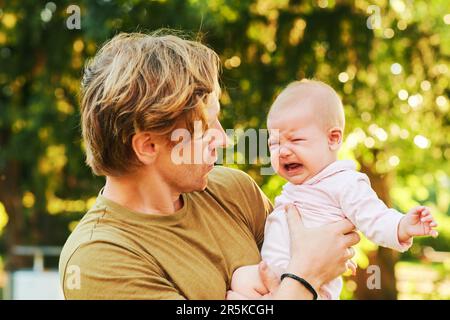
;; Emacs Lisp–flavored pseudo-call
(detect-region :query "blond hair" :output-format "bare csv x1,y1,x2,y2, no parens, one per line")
80,31,221,176
269,79,345,131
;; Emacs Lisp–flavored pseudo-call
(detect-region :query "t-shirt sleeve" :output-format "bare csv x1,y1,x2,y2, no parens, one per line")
61,241,186,300
339,174,412,252
235,172,274,249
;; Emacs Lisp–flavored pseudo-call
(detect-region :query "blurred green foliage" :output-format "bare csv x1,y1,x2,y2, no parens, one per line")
0,0,449,299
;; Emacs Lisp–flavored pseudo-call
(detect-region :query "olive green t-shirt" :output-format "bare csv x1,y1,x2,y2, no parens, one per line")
59,166,273,299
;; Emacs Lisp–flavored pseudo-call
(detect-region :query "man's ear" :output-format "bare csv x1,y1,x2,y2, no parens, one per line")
327,127,343,151
132,132,158,165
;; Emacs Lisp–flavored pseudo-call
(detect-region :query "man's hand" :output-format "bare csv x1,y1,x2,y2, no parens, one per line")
398,206,438,242
269,204,360,299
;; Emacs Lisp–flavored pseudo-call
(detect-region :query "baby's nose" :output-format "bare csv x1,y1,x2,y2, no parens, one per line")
279,145,293,157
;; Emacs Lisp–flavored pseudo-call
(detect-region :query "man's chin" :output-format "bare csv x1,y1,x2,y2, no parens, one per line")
199,165,214,189
199,176,209,191
187,176,209,193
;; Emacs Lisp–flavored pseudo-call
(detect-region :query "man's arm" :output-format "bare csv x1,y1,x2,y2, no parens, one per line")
61,241,185,300
228,169,274,248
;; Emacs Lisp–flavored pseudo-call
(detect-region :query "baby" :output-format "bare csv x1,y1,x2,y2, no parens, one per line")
230,79,438,300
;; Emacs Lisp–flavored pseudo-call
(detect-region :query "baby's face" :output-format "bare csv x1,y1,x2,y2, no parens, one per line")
267,105,336,185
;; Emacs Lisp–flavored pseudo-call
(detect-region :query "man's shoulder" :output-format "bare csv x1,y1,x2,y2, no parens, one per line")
209,165,253,179
203,167,272,246
204,165,273,212
206,166,257,193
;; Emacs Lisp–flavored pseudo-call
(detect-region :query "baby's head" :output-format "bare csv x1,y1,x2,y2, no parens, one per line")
267,79,345,184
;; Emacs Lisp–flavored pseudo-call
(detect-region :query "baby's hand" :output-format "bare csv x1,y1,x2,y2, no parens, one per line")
398,206,438,242
228,262,280,300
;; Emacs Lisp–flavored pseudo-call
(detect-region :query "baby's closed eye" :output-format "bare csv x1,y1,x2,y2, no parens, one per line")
292,138,307,142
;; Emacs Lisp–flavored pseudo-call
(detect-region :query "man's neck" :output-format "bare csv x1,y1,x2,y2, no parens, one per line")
102,171,183,215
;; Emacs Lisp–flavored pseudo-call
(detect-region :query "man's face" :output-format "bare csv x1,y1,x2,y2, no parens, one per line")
155,93,228,193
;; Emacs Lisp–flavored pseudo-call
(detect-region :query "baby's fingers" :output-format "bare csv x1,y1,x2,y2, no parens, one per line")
419,207,431,215
416,206,428,213
429,230,439,238
421,214,434,223
422,213,438,236
409,205,427,216
347,260,357,276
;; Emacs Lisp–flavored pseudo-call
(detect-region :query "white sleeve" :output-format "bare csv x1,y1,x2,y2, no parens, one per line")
340,174,412,252
260,207,291,272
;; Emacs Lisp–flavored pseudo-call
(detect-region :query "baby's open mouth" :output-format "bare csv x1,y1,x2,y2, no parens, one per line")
284,163,303,171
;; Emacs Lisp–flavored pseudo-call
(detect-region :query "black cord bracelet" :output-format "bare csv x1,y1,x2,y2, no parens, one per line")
280,273,318,300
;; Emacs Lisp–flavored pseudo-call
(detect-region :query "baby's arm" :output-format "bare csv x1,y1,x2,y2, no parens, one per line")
230,264,267,299
340,175,437,251
229,262,282,300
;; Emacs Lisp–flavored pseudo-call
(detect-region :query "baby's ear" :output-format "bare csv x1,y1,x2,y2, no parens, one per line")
327,127,343,151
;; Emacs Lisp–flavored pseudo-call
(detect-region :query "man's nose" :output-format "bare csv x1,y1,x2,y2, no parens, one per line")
210,120,231,149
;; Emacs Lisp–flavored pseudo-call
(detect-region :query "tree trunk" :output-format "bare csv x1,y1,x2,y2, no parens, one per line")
0,160,27,270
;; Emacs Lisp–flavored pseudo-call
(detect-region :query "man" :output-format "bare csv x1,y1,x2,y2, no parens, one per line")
59,31,359,299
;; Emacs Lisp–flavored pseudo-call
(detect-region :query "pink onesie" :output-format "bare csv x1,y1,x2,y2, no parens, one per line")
261,160,412,299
